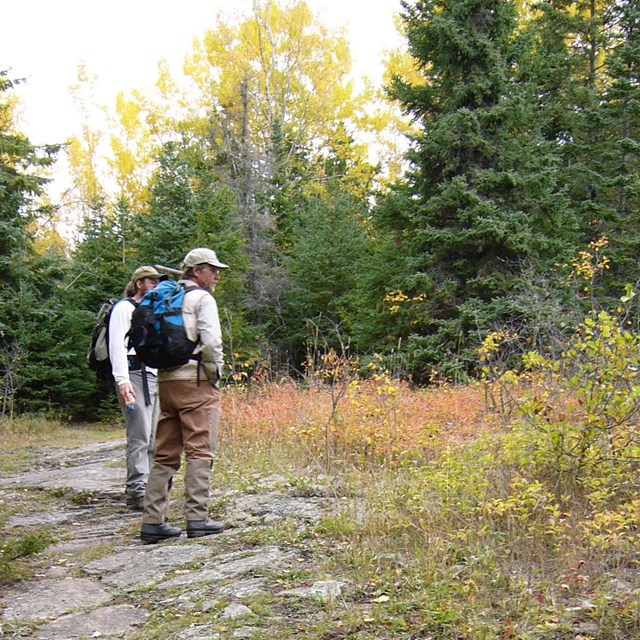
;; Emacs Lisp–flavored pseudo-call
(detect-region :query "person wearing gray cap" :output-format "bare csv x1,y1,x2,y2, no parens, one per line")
109,266,166,510
140,248,229,543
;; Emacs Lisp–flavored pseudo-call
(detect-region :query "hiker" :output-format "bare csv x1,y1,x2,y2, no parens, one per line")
140,247,228,544
109,266,166,510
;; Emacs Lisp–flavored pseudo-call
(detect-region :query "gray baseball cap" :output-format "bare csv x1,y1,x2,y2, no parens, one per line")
182,247,229,269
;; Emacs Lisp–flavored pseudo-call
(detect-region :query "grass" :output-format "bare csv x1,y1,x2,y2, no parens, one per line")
1,362,639,638
214,374,640,639
0,414,122,475
0,529,53,585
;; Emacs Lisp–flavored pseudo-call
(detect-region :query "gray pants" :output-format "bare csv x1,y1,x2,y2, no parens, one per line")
118,370,159,500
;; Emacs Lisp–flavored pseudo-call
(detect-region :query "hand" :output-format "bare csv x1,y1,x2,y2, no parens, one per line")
118,382,135,401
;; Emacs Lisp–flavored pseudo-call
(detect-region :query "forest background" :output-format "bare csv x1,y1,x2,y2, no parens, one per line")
2,0,640,420
3,1,640,636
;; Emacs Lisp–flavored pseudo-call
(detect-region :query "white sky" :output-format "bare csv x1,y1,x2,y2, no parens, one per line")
2,0,404,145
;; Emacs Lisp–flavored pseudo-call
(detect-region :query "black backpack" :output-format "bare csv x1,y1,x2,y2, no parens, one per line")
127,281,202,370
87,298,135,383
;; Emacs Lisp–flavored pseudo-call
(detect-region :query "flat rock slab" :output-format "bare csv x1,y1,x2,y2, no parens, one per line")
55,513,136,541
176,625,221,639
218,577,269,598
1,577,112,621
221,602,253,620
8,506,134,534
83,543,211,590
0,462,123,495
279,579,345,602
29,440,126,465
158,545,297,589
0,439,351,640
32,603,148,639
7,510,72,528
233,627,261,639
229,493,330,522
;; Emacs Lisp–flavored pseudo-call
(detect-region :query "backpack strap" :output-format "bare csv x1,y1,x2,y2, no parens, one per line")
181,282,208,294
141,363,151,406
180,282,208,349
180,282,209,383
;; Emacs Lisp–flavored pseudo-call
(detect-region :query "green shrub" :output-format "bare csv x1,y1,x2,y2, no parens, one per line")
0,530,52,585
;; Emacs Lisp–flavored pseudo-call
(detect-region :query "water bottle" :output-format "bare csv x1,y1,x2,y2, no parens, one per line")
125,395,135,412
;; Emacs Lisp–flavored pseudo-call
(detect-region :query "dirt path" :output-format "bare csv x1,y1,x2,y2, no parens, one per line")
0,440,348,639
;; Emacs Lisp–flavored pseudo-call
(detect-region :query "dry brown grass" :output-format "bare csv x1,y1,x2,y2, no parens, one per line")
222,379,491,461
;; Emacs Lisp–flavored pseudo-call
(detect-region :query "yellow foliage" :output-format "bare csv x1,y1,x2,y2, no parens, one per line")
383,290,426,315
566,236,610,283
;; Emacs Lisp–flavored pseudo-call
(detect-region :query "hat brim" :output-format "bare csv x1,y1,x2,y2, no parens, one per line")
140,273,168,281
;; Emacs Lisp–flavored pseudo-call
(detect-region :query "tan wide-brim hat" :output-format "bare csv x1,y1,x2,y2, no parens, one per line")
130,266,168,282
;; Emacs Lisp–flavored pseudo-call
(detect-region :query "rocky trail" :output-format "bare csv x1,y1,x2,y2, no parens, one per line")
0,440,351,639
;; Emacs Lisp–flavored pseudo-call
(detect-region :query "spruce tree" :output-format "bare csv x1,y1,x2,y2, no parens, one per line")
0,72,61,415
595,0,640,290
277,188,372,369
376,0,579,379
134,137,254,377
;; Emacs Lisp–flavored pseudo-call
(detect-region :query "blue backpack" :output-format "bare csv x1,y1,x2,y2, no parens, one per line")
127,280,203,370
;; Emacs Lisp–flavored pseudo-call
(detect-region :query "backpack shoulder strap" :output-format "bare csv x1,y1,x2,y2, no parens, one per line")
181,281,204,291
113,296,136,309
180,282,209,296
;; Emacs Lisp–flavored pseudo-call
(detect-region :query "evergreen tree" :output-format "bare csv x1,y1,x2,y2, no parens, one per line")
177,1,388,329
520,0,640,301
134,137,254,377
16,248,90,416
594,0,640,290
0,71,61,416
58,200,134,418
277,188,371,370
376,0,580,379
135,137,246,290
350,182,420,369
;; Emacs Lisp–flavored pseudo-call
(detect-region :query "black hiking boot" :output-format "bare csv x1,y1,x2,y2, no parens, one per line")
186,519,225,538
125,495,144,511
140,522,181,544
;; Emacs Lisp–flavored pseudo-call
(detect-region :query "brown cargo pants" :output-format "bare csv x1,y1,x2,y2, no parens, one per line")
154,379,220,468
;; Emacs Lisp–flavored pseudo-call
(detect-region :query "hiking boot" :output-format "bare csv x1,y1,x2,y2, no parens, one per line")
186,519,225,538
140,522,181,544
183,460,224,538
126,495,144,511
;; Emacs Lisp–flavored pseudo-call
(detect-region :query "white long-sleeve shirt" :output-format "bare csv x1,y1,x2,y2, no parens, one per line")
108,298,157,385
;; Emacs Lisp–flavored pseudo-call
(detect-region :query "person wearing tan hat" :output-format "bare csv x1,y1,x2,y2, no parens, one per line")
109,266,167,510
140,248,229,543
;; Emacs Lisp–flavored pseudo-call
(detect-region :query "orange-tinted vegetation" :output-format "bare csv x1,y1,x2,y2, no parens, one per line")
222,378,491,464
